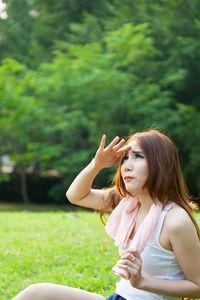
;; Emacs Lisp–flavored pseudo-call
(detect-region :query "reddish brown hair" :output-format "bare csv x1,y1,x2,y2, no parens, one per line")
103,129,200,238
115,130,188,205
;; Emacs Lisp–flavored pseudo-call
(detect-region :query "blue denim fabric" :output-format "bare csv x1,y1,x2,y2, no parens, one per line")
106,293,126,300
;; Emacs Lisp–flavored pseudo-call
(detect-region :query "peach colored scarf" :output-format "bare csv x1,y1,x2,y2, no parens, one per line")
105,196,163,279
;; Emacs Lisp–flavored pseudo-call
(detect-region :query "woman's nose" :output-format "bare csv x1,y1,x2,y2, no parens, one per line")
124,159,133,171
125,166,132,171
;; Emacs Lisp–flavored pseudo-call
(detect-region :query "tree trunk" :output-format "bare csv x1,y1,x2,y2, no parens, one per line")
19,165,29,205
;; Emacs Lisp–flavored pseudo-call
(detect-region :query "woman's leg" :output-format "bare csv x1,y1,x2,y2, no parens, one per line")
12,283,106,300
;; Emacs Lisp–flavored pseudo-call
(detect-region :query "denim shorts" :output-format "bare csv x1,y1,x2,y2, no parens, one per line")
106,293,126,300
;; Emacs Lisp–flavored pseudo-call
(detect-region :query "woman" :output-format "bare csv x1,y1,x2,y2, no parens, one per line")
12,129,200,300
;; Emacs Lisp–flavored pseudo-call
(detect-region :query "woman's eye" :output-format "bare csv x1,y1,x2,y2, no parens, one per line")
122,155,128,162
135,154,144,159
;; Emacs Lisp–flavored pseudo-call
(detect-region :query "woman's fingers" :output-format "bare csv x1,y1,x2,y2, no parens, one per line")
119,250,143,288
120,253,135,262
113,139,125,151
120,250,141,267
99,134,106,150
117,143,131,154
116,260,139,278
106,136,120,150
117,250,141,278
117,259,135,268
121,249,140,259
99,135,131,154
98,135,131,164
107,137,130,154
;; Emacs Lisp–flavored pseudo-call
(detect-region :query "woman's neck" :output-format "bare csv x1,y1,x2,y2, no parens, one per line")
135,189,154,213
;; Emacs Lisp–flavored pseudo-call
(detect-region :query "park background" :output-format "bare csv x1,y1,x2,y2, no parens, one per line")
0,0,200,299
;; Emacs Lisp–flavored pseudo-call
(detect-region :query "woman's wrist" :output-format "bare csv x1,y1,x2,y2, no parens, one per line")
139,277,148,290
91,158,104,173
132,276,147,290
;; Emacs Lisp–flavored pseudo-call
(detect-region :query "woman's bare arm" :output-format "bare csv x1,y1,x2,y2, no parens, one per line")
137,207,200,298
117,207,200,298
66,159,107,210
66,135,130,211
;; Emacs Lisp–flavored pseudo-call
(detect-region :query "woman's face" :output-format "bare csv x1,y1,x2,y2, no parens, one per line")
121,139,149,195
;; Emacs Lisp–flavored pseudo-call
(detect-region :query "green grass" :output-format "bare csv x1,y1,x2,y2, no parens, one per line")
0,203,119,300
0,203,200,300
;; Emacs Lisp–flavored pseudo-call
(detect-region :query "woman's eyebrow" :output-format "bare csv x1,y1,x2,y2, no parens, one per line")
123,150,144,156
132,150,144,154
122,150,144,158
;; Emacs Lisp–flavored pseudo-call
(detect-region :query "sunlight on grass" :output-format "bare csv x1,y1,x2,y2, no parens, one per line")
0,203,200,299
0,203,118,299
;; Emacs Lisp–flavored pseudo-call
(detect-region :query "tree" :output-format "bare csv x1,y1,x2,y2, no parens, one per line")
104,0,200,110
0,0,33,64
0,58,63,203
1,1,200,203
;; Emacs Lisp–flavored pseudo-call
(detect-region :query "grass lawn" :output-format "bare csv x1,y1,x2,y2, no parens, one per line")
0,203,119,300
0,203,200,300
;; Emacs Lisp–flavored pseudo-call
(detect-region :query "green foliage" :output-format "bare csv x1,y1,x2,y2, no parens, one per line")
0,0,200,202
105,0,200,109
0,0,33,64
0,0,110,67
0,59,51,166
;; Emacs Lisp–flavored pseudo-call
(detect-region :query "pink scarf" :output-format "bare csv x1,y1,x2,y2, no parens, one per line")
105,196,163,279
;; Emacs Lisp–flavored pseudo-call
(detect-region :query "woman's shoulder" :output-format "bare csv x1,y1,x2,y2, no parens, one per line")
164,203,196,234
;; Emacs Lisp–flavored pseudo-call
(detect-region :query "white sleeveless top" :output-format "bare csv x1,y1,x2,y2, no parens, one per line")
115,202,185,300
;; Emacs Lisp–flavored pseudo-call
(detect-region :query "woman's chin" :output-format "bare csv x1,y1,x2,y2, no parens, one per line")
125,187,137,194
125,186,142,195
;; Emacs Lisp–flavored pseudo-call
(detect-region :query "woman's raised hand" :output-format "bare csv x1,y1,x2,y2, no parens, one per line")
94,134,131,170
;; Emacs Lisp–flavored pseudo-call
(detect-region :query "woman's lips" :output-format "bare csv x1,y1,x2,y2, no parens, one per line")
124,176,134,182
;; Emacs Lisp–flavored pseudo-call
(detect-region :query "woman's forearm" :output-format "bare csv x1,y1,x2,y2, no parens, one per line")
138,276,200,298
66,159,102,204
66,135,129,205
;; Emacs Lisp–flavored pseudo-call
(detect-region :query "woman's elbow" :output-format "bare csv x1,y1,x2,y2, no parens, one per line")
66,190,79,204
66,190,73,203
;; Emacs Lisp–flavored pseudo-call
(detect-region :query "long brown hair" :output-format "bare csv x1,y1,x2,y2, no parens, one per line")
102,129,200,239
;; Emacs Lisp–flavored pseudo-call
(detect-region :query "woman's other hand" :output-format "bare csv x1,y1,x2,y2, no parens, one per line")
117,250,145,289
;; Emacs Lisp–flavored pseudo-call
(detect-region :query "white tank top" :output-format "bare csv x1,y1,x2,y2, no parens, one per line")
115,202,185,300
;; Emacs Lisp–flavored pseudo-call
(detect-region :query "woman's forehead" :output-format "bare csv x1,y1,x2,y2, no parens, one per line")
128,139,142,151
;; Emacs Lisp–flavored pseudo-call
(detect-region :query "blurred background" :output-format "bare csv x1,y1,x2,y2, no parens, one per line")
0,0,200,206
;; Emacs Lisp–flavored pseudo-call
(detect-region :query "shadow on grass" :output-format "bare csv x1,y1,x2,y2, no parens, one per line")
0,202,93,213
